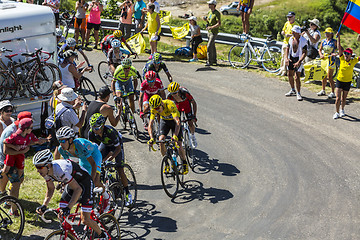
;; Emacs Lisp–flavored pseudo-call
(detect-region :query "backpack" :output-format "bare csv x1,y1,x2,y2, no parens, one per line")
175,47,192,57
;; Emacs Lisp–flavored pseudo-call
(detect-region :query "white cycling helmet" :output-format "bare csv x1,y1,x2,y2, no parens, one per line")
33,149,53,167
66,38,77,47
111,39,121,48
56,126,75,140
55,28,63,37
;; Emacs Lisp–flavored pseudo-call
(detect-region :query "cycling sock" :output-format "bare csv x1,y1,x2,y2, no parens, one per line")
124,186,130,195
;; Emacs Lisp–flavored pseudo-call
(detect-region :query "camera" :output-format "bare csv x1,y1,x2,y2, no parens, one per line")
301,20,308,33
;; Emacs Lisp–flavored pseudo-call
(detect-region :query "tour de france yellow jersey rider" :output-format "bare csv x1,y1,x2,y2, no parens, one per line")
147,94,189,174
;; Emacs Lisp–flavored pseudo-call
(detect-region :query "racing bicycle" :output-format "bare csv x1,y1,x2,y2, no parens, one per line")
0,195,25,240
180,111,195,171
75,76,98,104
228,34,281,73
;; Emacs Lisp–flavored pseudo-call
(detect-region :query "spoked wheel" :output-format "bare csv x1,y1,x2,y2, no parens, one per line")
183,129,195,171
123,163,137,209
94,213,121,240
46,62,62,82
32,63,56,96
108,182,125,221
261,46,281,73
45,230,77,240
98,61,112,86
0,196,25,240
128,110,139,140
228,43,251,69
78,77,98,103
161,156,179,198
119,107,127,130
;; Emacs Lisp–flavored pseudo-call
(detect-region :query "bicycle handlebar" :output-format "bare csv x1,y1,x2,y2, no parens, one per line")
0,47,12,53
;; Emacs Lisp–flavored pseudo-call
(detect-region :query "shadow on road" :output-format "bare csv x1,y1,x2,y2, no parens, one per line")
301,96,335,104
118,200,177,239
195,127,211,135
195,67,217,72
340,114,360,122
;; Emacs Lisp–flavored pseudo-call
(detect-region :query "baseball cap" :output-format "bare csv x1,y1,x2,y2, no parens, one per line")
324,27,334,34
286,11,295,17
14,111,32,126
16,118,33,134
207,0,217,5
98,86,112,98
344,48,353,55
292,25,301,34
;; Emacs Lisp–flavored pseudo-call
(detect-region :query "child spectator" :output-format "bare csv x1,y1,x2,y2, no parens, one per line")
188,16,203,62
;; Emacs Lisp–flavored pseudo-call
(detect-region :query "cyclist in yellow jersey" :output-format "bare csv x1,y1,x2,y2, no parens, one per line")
147,95,189,174
112,58,140,114
333,33,360,119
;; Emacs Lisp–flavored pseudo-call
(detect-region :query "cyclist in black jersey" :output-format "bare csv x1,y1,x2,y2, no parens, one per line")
33,149,108,239
142,53,173,83
88,113,133,206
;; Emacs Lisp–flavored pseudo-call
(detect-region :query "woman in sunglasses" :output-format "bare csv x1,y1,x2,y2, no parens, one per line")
0,100,14,137
332,33,360,119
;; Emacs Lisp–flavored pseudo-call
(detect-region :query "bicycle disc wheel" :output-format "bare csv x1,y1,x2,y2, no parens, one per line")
32,63,56,96
228,43,251,69
108,182,125,220
161,156,179,198
78,77,98,103
0,196,25,240
0,72,10,101
45,230,77,240
95,213,121,240
128,110,139,140
98,61,112,86
183,129,195,171
123,163,137,208
261,46,281,73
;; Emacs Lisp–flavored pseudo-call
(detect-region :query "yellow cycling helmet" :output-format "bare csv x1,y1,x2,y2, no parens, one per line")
324,27,334,34
168,82,180,93
113,30,123,38
149,95,162,109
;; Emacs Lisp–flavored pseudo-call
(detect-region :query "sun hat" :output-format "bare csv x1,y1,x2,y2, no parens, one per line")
0,100,13,111
309,19,320,28
207,0,217,5
344,48,353,55
291,25,301,34
324,27,334,34
188,16,197,21
286,11,295,17
57,88,78,102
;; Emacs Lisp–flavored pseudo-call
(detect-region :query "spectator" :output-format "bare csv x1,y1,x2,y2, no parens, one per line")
284,25,307,101
317,27,337,98
279,11,299,76
236,0,255,35
141,3,161,56
81,86,120,139
0,111,32,197
203,0,221,66
188,16,203,62
59,38,92,68
134,0,147,34
0,101,14,137
149,0,160,13
302,18,321,62
119,1,134,40
49,80,66,112
74,0,89,47
333,33,359,119
85,0,103,49
42,0,60,27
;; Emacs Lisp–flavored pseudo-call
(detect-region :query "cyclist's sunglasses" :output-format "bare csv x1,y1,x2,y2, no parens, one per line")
154,61,161,64
35,165,46,170
123,67,131,70
147,79,155,83
171,91,179,95
344,52,351,56
154,105,162,110
92,126,102,131
58,139,68,144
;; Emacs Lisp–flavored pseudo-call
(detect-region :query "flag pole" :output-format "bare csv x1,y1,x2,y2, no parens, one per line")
338,0,352,33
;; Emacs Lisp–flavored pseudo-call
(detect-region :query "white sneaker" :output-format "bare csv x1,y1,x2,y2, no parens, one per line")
317,90,326,96
333,112,340,119
190,134,197,148
340,109,345,117
328,92,336,98
297,93,303,101
285,90,296,97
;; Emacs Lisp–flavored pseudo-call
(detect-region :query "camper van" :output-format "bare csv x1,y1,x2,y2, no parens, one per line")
0,0,56,129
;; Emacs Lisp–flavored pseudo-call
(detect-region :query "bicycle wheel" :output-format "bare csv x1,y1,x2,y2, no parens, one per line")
78,77,98,103
0,196,25,240
128,110,139,140
32,63,56,96
94,213,121,240
161,156,179,198
123,163,137,208
107,182,125,220
46,62,62,82
119,106,127,130
45,230,77,240
261,46,281,73
352,68,360,88
98,61,112,86
183,128,195,171
228,43,251,69
0,72,10,101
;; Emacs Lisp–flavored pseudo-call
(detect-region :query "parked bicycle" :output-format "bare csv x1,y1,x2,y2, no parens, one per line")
228,34,281,73
0,195,25,240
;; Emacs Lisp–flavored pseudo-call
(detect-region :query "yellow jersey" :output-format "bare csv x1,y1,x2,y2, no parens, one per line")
150,99,180,121
337,55,359,82
282,21,299,44
113,65,138,82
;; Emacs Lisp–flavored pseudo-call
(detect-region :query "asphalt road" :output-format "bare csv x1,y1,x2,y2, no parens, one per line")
27,50,360,239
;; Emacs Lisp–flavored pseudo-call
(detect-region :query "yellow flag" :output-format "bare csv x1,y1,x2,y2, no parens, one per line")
159,10,171,24
170,22,190,39
123,33,146,54
304,58,329,81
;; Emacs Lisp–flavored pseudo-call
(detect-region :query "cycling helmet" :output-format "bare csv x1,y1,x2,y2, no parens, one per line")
63,50,78,59
113,30,123,38
111,39,121,48
167,82,180,93
56,126,75,140
33,149,53,167
90,113,106,128
121,58,132,68
55,28,63,37
149,94,162,109
145,70,156,82
66,37,76,47
153,52,162,62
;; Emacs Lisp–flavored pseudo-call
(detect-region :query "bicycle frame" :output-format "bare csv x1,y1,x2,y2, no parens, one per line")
242,38,271,63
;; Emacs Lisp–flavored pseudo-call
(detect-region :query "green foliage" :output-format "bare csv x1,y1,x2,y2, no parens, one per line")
102,0,121,19
60,0,77,11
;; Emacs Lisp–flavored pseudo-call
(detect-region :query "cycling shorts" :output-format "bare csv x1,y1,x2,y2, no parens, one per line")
59,177,94,213
99,143,125,168
87,22,100,31
115,79,134,95
159,119,183,141
4,154,25,170
239,4,249,12
74,17,86,29
336,80,351,91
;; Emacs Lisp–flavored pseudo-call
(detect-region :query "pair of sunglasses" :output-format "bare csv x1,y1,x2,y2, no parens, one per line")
344,52,351,56
4,108,13,113
35,165,47,170
58,139,68,144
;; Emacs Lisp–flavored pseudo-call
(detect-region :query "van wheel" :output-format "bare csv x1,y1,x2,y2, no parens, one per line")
222,11,228,15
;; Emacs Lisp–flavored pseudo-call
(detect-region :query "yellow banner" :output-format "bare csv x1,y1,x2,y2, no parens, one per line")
124,33,146,54
304,58,329,81
170,22,190,39
159,10,171,24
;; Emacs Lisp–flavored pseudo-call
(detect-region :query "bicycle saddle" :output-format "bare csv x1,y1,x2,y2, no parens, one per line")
5,54,18,59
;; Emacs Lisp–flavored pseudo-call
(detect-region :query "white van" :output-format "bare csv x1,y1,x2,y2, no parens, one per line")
0,0,56,129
